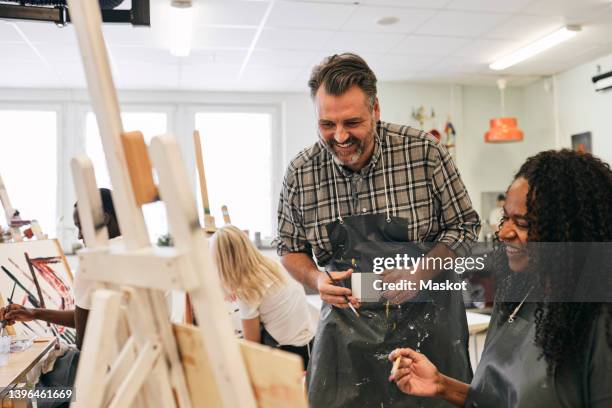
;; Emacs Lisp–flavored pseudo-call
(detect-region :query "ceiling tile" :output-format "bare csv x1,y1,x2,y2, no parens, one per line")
445,0,533,14
521,0,610,21
341,6,436,33
194,0,268,27
13,21,76,45
186,49,247,65
240,66,303,83
114,63,180,90
258,28,335,50
483,15,565,41
363,0,451,7
451,39,521,62
54,61,87,88
299,0,451,8
427,56,487,74
392,35,471,56
0,22,23,42
248,49,318,67
326,31,405,53
179,64,242,90
102,25,157,47
415,10,511,37
192,27,256,49
267,1,356,30
0,42,39,61
375,69,418,81
581,17,612,46
34,43,81,63
180,64,241,83
108,46,180,65
368,53,443,72
0,61,61,88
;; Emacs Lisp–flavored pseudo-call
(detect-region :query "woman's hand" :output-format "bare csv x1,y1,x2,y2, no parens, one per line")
388,348,442,397
2,304,36,325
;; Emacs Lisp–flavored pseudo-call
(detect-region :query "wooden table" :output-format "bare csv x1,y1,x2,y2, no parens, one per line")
0,337,55,388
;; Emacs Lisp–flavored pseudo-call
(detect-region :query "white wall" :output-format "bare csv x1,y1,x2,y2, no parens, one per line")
554,51,612,164
375,81,557,224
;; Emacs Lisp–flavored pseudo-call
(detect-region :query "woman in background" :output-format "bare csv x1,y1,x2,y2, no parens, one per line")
210,225,316,368
389,150,612,407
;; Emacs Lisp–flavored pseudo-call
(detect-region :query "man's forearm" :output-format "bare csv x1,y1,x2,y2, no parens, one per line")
32,309,75,328
281,252,320,291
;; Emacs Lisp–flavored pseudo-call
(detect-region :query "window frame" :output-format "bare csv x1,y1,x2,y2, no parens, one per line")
0,102,63,240
186,103,282,236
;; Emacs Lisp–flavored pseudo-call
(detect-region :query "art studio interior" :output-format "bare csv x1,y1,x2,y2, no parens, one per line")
0,0,611,407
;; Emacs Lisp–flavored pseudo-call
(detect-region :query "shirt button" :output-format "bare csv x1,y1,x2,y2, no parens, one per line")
362,208,367,213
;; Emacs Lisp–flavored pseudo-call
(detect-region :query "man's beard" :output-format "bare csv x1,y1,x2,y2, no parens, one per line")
323,121,376,167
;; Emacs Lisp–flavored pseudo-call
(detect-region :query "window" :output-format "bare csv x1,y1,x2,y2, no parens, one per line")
195,111,273,237
85,111,169,243
0,110,57,237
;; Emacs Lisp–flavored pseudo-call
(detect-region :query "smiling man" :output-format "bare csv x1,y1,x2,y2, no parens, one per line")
277,53,480,407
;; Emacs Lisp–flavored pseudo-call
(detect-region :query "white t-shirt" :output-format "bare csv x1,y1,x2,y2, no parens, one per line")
237,264,316,347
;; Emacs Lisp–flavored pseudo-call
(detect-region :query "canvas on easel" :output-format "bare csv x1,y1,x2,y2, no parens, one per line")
0,239,75,343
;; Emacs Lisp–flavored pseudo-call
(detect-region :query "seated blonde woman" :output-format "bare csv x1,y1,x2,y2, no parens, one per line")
210,225,317,367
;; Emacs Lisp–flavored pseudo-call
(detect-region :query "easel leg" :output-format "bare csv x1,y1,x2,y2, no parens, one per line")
71,289,123,408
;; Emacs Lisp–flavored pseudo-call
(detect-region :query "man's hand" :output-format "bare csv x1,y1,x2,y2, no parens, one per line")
388,348,441,397
317,269,360,309
1,304,36,325
381,268,420,304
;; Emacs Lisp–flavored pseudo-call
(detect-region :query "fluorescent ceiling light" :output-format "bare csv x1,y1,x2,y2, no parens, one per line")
170,0,193,57
490,25,580,71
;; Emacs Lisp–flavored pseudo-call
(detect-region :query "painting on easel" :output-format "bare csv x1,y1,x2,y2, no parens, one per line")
0,239,75,343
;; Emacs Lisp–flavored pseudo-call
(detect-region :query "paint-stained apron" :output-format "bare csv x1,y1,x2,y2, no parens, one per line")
307,214,472,408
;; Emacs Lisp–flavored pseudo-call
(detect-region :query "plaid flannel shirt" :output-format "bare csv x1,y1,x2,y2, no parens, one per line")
277,121,480,266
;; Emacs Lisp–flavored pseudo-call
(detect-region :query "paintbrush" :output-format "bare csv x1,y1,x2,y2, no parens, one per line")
324,270,359,317
1,281,17,330
391,355,402,378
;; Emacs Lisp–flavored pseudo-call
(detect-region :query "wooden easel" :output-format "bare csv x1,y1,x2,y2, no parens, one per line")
193,130,216,233
221,205,232,225
0,172,46,242
66,0,307,407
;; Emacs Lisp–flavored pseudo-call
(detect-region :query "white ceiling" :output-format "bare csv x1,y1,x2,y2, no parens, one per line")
1,0,612,91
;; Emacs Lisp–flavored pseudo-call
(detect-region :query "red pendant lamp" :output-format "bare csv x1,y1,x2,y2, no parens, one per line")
485,79,523,143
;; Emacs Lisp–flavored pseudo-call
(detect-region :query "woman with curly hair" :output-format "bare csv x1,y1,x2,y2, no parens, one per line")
388,149,612,407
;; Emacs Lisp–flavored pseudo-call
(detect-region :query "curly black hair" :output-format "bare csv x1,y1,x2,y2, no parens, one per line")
495,149,612,374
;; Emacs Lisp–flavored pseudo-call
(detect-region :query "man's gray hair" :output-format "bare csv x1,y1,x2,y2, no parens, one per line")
308,53,378,110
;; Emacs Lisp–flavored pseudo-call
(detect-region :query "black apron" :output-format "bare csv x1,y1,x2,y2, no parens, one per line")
307,213,472,407
466,302,610,408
